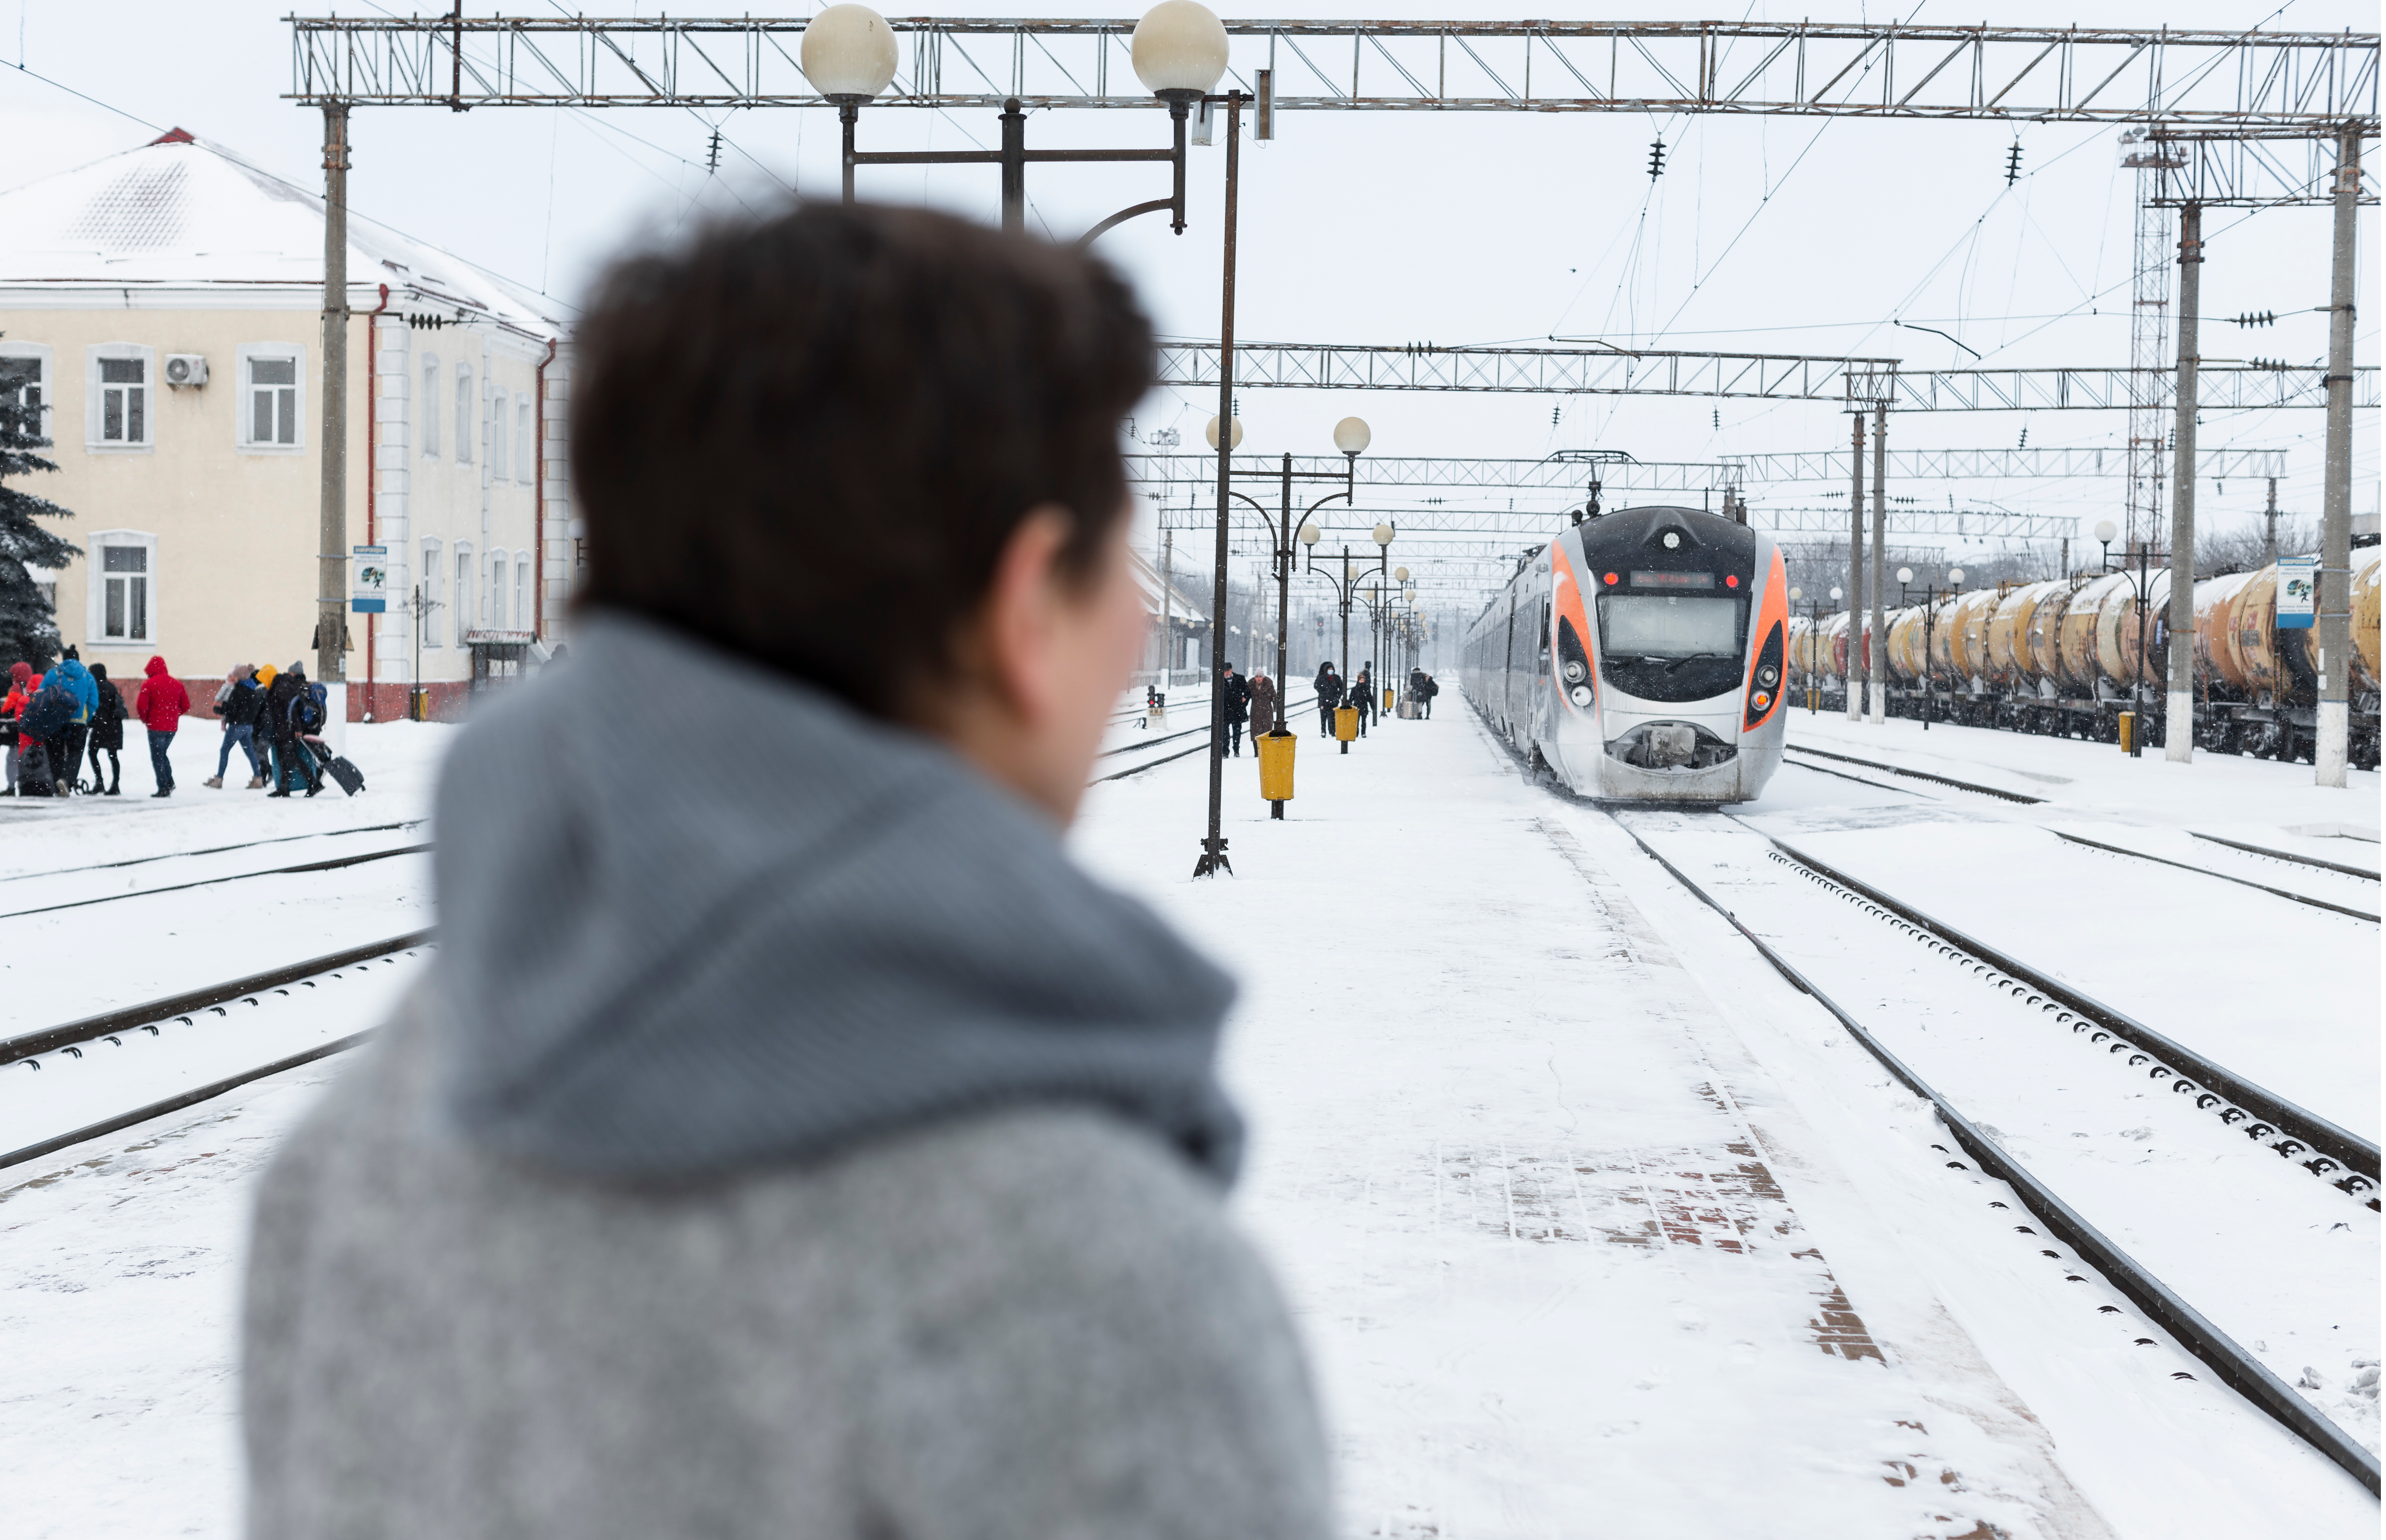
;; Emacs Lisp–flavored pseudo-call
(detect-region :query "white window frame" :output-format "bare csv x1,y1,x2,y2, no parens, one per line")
86,344,156,452
515,557,530,634
515,399,533,482
420,537,443,648
453,363,474,464
490,389,509,482
420,354,441,458
85,529,159,646
235,343,306,453
488,547,508,630
454,541,474,646
0,343,54,433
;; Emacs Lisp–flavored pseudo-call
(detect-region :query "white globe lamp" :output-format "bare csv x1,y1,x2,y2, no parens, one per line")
802,5,900,100
1131,1,1230,101
1204,415,1243,450
1332,416,1372,455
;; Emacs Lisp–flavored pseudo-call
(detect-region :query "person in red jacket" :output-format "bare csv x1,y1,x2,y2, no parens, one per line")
133,655,190,798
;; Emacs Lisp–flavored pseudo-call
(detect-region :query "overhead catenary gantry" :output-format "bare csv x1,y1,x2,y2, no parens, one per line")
288,16,2375,131
1155,341,2379,411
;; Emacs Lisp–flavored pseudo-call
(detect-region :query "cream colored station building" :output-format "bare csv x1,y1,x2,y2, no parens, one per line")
0,129,572,721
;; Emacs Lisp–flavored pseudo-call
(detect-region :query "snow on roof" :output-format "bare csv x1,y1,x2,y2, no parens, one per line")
0,128,565,338
1130,544,1207,622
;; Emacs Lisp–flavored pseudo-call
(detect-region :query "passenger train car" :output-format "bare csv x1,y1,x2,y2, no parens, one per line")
1462,504,1789,801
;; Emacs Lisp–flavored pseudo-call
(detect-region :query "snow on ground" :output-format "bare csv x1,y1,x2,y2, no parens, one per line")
0,700,2378,1538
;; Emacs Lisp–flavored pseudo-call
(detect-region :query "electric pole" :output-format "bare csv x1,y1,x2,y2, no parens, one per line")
2316,125,2359,789
318,102,351,732
1845,411,1865,722
2164,199,2202,764
1870,402,1887,726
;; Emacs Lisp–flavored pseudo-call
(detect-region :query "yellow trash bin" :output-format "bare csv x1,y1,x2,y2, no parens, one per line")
1334,706,1360,745
2117,711,2135,753
1258,731,1296,806
1383,686,1395,713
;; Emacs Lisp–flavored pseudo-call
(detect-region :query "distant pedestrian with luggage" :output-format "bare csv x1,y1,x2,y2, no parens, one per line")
1248,670,1277,738
85,663,125,795
1351,664,1373,737
267,662,324,798
1221,662,1249,756
1314,662,1342,736
133,655,189,798
206,665,265,789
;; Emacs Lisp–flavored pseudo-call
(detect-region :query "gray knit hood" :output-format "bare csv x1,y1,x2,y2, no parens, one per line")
430,612,1243,1185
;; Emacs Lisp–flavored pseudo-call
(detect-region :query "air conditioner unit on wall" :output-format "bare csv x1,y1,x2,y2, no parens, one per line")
163,354,208,387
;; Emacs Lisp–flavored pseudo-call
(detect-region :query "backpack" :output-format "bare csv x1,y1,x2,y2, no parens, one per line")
21,675,74,740
289,682,327,735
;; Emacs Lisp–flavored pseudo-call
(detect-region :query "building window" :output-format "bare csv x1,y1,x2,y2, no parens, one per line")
454,544,473,645
421,355,440,458
454,364,473,464
238,346,304,450
490,390,509,482
420,538,442,647
85,531,158,645
515,557,530,633
88,346,154,448
515,400,533,482
488,548,507,630
0,346,49,425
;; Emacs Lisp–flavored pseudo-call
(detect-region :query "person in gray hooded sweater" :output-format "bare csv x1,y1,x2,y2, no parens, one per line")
242,202,1332,1540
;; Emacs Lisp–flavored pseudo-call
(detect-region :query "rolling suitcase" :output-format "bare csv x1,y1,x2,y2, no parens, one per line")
309,739,367,797
17,739,55,797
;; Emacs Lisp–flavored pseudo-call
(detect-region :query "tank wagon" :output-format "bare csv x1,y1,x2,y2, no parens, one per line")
1785,546,2383,768
1463,504,1789,801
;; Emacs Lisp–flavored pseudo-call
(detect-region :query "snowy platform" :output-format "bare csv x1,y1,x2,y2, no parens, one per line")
1,706,2377,1538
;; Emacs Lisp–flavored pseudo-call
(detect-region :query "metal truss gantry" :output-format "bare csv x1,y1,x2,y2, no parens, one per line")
1721,446,2288,482
288,17,2376,130
1155,341,2379,411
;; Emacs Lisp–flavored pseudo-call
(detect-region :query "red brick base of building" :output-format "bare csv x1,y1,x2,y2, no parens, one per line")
353,681,474,724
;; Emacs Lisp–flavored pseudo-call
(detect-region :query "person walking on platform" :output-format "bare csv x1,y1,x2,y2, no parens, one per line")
251,665,280,789
240,200,1330,1540
51,646,96,795
17,668,73,797
3,661,28,794
133,655,188,798
266,662,323,798
85,663,125,795
1409,667,1426,714
207,665,265,789
1221,662,1249,757
1350,665,1373,738
1416,670,1438,719
1313,662,1342,737
1248,670,1277,739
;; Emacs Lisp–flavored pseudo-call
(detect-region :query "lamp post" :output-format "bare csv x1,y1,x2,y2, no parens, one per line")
1790,585,1830,715
1896,565,1964,731
807,1,1224,242
2090,517,2169,758
1300,521,1395,754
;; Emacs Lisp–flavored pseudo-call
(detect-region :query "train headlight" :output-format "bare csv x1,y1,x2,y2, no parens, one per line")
1569,685,1593,707
1563,660,1586,683
1759,665,1778,686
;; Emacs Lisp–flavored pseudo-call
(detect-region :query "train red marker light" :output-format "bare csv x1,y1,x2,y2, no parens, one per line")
1726,574,1740,588
1604,571,1618,585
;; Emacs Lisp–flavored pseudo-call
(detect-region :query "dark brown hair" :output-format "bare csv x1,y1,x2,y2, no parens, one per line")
571,201,1154,714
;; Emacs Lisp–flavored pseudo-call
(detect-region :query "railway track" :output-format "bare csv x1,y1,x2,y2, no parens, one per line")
0,839,429,921
1595,808,2379,1494
0,934,432,1174
2050,829,2380,924
0,819,422,884
1093,693,1319,783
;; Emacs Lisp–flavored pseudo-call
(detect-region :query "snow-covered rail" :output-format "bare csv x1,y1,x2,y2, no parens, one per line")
1605,813,2383,1496
0,835,430,922
0,935,433,1172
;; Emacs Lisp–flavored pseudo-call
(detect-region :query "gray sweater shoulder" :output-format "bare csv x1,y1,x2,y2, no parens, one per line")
244,990,1331,1540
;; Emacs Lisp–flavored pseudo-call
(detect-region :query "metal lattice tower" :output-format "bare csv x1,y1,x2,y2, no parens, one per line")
2123,130,2182,552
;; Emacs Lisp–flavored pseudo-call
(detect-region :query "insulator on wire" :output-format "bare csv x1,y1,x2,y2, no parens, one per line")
1647,139,1667,179
2005,143,2023,184
2232,310,2277,328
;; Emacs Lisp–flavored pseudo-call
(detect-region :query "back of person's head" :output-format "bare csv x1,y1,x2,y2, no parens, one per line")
572,200,1154,720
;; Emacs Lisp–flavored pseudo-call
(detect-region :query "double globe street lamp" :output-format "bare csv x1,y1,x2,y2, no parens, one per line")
802,0,1228,240
1896,565,1965,731
1300,514,1397,755
1205,414,1373,813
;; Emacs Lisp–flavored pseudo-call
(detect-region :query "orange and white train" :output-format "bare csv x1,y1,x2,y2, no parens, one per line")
1461,504,1790,802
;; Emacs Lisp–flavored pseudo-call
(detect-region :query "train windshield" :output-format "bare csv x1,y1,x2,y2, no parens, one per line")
1597,594,1747,702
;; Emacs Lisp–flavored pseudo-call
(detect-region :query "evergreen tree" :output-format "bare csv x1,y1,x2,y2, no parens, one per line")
0,390,79,673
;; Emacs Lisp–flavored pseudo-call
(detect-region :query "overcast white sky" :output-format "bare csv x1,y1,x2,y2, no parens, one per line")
0,0,2373,595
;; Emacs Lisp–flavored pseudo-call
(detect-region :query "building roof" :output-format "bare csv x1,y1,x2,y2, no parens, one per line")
0,128,565,339
1130,544,1208,625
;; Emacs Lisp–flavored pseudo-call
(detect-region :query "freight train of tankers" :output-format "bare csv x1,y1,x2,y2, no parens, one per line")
1786,545,2383,768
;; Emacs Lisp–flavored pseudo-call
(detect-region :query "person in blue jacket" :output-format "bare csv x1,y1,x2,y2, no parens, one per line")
50,646,98,795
